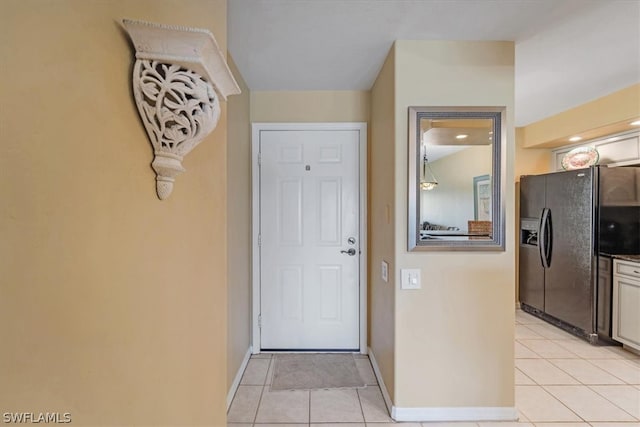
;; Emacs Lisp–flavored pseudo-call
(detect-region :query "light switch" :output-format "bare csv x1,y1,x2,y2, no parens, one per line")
400,269,421,290
381,261,388,283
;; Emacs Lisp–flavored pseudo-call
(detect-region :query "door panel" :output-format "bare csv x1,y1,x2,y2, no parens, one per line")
319,265,341,320
545,169,594,332
279,179,303,245
318,178,342,245
260,130,360,350
280,266,303,320
519,245,545,310
520,175,546,220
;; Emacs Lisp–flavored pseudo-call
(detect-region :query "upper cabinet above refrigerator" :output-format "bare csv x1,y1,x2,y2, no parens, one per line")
552,131,640,171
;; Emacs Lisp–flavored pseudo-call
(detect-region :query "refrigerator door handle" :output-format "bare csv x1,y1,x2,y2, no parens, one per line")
539,208,551,269
539,208,546,267
544,208,553,268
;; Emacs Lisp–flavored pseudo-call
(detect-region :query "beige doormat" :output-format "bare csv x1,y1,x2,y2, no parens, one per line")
271,353,365,391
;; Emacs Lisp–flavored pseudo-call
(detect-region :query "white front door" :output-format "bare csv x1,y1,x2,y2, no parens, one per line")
259,128,361,350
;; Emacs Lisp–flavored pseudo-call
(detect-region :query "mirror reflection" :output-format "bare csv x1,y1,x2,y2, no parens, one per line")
408,107,505,251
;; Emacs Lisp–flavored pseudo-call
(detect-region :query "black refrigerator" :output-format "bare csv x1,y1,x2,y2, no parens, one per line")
519,165,640,343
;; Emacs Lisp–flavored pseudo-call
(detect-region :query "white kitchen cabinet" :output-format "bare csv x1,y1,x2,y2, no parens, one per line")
552,130,640,171
597,256,612,335
612,259,640,351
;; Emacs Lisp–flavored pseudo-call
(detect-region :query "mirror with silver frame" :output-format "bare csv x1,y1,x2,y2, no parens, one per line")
408,107,506,251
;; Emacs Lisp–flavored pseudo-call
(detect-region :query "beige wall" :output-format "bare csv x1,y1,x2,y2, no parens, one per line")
514,128,552,180
226,57,251,391
251,91,370,122
369,45,397,400
0,1,228,425
521,83,640,148
393,41,515,408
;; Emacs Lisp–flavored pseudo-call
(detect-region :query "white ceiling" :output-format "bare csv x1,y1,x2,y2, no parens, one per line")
228,0,640,126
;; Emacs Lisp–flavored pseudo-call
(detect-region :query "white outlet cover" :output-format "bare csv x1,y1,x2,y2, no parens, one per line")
400,268,421,290
381,261,388,283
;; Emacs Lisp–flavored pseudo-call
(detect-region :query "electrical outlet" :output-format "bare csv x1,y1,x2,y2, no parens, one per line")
400,269,421,290
381,261,388,283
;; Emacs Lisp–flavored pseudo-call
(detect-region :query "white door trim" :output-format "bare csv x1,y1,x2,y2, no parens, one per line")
251,122,367,353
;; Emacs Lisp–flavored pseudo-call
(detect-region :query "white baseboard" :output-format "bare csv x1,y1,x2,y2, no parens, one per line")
392,406,517,421
367,347,393,416
227,346,252,411
367,347,517,422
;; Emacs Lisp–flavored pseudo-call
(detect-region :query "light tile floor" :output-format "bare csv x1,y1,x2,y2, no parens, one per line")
228,309,640,426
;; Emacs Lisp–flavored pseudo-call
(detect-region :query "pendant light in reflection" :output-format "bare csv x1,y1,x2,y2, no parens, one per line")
420,154,438,191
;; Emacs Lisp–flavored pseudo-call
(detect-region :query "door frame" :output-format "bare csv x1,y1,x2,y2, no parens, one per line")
251,122,368,354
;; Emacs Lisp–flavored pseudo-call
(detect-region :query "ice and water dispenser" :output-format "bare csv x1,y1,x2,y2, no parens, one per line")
520,219,539,247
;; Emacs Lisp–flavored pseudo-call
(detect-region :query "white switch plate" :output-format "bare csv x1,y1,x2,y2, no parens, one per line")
381,261,388,283
400,268,421,290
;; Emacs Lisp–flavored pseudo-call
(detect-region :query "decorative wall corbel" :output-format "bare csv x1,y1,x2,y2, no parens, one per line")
122,19,241,200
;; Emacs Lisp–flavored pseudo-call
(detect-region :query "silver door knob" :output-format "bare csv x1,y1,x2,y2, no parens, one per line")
340,248,357,256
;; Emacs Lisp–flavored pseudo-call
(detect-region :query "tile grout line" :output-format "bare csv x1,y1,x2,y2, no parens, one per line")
541,382,640,422
547,357,598,385
516,361,581,387
547,356,631,387
519,338,582,358
251,357,271,426
537,381,591,422
551,339,627,363
308,384,311,426
517,384,586,423
584,383,640,421
516,338,546,359
516,324,546,340
355,386,367,425
581,357,638,385
515,366,538,386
